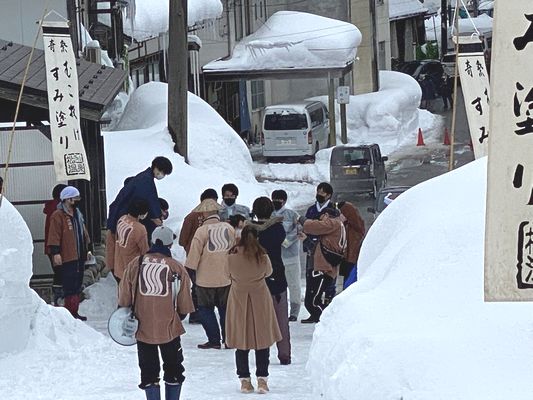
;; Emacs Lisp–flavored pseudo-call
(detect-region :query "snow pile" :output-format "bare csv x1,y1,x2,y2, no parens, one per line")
203,11,361,72
314,71,442,155
113,82,254,183
0,199,102,356
389,0,427,20
124,0,223,41
308,158,533,400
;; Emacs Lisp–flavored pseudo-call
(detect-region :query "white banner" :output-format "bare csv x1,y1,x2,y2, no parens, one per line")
43,21,90,181
457,54,490,159
485,2,533,301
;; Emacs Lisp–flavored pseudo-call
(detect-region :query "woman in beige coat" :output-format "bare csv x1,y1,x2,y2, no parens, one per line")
226,226,282,394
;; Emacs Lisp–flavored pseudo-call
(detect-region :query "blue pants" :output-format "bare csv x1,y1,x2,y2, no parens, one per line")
196,286,229,344
61,259,84,297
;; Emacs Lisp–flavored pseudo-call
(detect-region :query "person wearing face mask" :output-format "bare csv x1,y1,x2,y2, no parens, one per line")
301,182,334,323
270,190,303,322
112,199,150,284
106,157,172,272
219,183,250,222
47,186,91,320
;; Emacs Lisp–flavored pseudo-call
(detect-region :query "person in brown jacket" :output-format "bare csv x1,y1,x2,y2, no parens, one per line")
119,226,194,400
112,199,150,283
338,201,365,288
226,225,282,394
185,199,235,349
47,186,91,321
178,188,218,324
299,207,346,323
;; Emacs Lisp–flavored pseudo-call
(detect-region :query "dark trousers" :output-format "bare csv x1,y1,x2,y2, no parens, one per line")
137,336,184,389
61,259,84,297
235,348,270,378
442,95,453,109
304,270,333,321
197,285,230,344
324,276,337,300
49,256,64,305
271,291,291,363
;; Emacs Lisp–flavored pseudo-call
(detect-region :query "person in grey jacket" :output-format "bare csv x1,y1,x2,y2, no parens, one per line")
271,190,303,322
219,183,251,222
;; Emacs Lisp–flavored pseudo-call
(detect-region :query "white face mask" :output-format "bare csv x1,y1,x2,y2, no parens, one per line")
139,213,148,220
155,173,165,180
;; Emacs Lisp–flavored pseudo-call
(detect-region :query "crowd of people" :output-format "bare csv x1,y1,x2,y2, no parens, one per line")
43,156,367,399
418,73,454,111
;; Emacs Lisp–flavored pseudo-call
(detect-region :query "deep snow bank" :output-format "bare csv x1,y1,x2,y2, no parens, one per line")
313,71,442,156
114,82,254,183
0,199,102,356
308,158,533,399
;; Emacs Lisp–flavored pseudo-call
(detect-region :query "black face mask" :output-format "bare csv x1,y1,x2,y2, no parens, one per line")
272,200,283,211
224,198,236,207
316,194,327,204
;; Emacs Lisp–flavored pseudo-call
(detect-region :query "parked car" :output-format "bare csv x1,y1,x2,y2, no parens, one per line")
261,101,329,160
398,59,444,88
330,144,388,199
367,186,411,220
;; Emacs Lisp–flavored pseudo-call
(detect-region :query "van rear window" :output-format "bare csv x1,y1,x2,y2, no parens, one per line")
331,148,371,166
264,114,308,130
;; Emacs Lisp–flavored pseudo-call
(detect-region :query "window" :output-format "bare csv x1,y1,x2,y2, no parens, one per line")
251,80,265,109
310,108,324,127
378,41,386,70
331,148,370,166
264,114,308,130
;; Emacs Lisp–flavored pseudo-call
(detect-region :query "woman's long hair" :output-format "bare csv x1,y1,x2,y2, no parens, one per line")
234,225,266,263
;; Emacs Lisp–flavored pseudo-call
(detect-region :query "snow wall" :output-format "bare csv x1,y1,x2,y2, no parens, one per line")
308,158,533,400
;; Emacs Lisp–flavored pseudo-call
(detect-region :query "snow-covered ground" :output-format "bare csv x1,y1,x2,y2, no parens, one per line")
254,71,444,184
308,157,533,400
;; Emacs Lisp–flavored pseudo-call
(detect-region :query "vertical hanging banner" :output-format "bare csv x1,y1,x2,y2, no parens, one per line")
43,21,91,181
485,1,533,301
457,50,490,158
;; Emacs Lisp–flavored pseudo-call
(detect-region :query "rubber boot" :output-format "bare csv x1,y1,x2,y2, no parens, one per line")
65,295,87,321
144,385,161,400
164,383,182,400
63,295,76,315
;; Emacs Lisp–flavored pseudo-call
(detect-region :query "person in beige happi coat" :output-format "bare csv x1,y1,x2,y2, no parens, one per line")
226,225,282,394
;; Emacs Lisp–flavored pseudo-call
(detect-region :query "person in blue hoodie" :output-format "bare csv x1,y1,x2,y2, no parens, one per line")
271,190,303,322
249,197,291,365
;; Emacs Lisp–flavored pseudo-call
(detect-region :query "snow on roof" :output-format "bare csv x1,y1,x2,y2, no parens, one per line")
123,0,223,41
203,11,361,73
389,0,428,21
454,13,493,35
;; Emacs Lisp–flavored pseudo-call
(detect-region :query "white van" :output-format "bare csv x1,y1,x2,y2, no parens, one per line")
261,101,329,159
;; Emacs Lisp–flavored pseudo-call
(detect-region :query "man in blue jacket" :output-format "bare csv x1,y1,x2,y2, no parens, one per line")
106,157,172,273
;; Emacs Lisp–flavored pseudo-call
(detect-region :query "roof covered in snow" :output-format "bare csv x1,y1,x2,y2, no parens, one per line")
389,0,428,21
453,13,493,35
202,11,361,80
123,0,223,41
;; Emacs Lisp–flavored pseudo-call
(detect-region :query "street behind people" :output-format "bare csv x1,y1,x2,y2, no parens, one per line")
47,186,91,321
219,183,250,222
249,197,291,365
185,199,235,349
226,225,282,394
271,190,303,322
43,183,67,306
112,200,150,284
300,207,346,323
119,226,194,400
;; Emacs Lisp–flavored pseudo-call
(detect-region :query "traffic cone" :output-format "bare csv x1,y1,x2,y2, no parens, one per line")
416,128,425,146
443,127,451,145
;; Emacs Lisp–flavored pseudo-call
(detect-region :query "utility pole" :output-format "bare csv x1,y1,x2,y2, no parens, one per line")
441,0,448,58
168,0,188,160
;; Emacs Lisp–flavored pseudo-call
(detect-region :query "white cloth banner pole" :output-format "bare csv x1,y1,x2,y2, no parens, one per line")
457,53,490,159
485,1,533,301
43,21,91,182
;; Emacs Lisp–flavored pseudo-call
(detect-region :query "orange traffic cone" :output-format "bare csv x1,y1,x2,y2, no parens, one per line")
443,128,451,145
417,128,425,146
